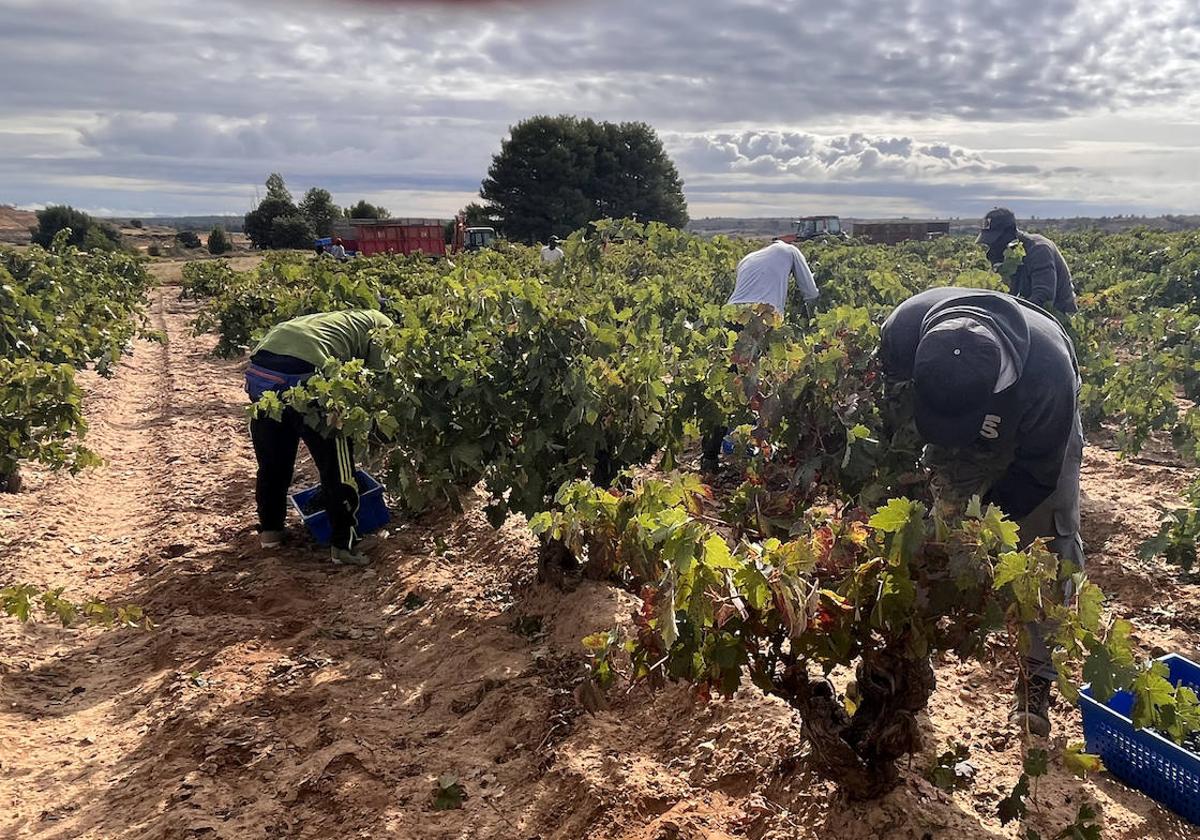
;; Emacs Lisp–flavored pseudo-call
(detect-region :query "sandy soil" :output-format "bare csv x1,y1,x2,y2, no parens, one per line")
1,282,1198,839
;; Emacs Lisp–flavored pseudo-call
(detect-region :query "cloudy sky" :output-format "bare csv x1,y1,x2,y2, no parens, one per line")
2,0,1199,220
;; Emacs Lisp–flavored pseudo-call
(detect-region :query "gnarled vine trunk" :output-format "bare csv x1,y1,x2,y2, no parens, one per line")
781,644,936,800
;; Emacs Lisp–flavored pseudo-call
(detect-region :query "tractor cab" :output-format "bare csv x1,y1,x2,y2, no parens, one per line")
794,215,845,240
465,226,496,250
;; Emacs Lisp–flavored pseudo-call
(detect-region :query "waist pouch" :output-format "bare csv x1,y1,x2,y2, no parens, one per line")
245,364,314,402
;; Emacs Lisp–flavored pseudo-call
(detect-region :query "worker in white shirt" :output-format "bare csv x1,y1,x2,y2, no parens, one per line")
727,239,819,314
328,238,348,261
701,239,821,473
540,236,565,264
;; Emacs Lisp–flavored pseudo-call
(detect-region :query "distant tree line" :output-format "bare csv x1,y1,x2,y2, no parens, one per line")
243,174,390,250
242,115,688,250
28,207,242,259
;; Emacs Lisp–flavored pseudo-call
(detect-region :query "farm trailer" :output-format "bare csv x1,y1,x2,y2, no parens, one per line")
850,220,951,245
336,217,498,258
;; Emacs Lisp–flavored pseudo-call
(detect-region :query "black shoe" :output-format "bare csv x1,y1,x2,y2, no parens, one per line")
700,455,720,475
1010,675,1053,737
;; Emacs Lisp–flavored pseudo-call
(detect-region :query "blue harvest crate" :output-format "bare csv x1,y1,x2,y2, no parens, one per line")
289,469,390,546
1079,652,1200,824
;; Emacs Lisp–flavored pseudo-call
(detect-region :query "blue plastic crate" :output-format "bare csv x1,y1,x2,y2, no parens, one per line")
1079,652,1200,824
288,469,390,546
722,430,764,456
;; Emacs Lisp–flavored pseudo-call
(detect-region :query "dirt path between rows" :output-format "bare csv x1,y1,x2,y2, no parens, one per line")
1,283,1198,839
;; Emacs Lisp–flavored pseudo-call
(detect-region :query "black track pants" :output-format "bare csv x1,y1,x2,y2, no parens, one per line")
701,426,728,461
702,352,740,463
250,409,360,549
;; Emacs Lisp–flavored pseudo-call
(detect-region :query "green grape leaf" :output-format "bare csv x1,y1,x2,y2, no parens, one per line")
1131,661,1175,730
980,503,1020,547
1074,577,1104,633
1063,742,1104,778
1081,643,1120,703
994,552,1028,589
702,534,739,570
1023,747,1049,778
998,773,1030,825
1052,650,1081,704
868,497,923,533
1107,619,1136,667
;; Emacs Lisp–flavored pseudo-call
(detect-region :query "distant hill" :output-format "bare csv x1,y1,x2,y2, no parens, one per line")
103,215,245,233
688,214,1200,239
0,205,37,244
1020,214,1200,233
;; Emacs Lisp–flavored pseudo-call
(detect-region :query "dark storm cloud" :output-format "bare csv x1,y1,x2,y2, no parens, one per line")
6,0,1195,122
1,0,1198,213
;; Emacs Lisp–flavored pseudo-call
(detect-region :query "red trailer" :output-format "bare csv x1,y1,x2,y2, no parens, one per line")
351,219,447,257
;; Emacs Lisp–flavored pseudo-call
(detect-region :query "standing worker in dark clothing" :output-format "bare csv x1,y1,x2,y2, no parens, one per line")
977,207,1077,314
245,309,394,566
880,288,1083,737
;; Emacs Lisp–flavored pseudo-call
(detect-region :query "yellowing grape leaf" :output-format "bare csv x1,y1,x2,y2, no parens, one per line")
1064,742,1104,778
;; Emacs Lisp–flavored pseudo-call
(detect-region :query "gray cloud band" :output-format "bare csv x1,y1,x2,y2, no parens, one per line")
1,0,1198,214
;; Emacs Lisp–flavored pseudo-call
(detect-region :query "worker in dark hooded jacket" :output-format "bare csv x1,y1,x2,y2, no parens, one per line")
880,288,1083,737
245,309,394,566
978,207,1077,314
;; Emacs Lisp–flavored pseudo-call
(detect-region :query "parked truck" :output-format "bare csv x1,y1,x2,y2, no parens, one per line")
324,216,497,258
350,218,447,257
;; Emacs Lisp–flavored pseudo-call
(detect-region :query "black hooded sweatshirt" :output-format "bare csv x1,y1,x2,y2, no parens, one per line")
880,288,1080,520
1012,232,1077,314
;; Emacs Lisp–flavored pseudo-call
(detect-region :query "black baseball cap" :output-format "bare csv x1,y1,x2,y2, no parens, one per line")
912,317,1001,447
976,207,1017,246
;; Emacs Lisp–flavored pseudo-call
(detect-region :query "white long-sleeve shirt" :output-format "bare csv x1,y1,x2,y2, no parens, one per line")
726,240,819,313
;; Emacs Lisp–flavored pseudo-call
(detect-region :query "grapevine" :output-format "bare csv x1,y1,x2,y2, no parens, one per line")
0,230,153,482
183,221,1200,813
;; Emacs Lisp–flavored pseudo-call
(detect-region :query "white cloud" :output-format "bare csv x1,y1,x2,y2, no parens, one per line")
669,131,1036,181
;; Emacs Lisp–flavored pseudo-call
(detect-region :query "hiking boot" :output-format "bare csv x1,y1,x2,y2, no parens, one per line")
330,546,370,567
260,530,285,549
1010,674,1053,737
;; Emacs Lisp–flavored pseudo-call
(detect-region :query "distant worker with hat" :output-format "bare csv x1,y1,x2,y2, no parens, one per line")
978,207,1076,314
880,287,1083,737
541,236,565,264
